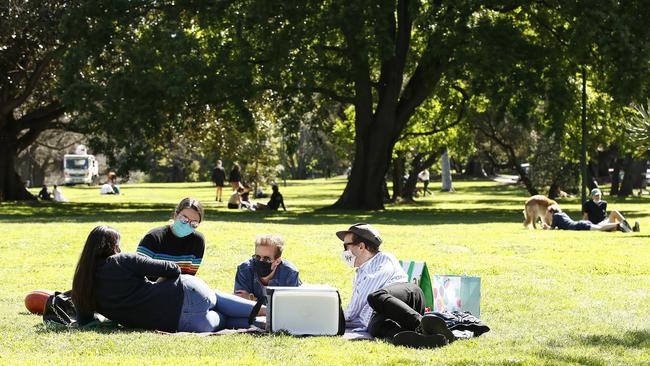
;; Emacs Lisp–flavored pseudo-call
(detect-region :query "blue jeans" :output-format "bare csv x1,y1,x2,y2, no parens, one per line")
177,274,256,332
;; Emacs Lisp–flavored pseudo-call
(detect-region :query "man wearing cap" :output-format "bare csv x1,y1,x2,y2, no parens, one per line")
336,223,453,348
582,188,639,232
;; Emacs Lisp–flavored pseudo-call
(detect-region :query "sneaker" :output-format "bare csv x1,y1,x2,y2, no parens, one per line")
620,220,633,233
634,221,640,232
392,331,448,349
418,314,456,342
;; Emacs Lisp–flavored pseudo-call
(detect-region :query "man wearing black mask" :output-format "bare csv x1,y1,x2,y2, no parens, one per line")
233,235,301,301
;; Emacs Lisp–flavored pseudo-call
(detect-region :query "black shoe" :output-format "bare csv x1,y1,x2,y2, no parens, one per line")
392,331,448,349
634,221,640,232
620,220,633,233
418,314,456,342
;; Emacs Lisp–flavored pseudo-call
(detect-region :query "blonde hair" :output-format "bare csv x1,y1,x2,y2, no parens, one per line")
255,234,285,258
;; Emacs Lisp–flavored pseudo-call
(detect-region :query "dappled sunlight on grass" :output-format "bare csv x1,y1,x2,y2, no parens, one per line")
2,178,650,364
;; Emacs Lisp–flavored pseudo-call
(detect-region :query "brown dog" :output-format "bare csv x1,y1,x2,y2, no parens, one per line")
523,195,557,229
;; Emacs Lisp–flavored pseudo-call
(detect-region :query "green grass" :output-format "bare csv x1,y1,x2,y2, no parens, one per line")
1,177,650,365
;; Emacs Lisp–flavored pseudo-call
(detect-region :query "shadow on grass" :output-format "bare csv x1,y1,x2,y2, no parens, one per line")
575,330,650,349
534,330,650,366
0,200,529,225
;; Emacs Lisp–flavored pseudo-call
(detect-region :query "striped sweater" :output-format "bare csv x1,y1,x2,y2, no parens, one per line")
136,225,204,276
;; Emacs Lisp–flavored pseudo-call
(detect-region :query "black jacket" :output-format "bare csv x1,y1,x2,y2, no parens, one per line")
93,253,184,332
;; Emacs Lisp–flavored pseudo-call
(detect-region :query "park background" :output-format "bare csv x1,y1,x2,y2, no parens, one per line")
2,1,650,365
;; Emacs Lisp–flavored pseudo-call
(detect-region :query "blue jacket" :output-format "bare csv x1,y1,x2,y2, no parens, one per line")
234,258,301,299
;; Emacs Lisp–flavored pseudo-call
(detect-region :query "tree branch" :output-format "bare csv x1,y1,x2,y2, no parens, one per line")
1,52,56,115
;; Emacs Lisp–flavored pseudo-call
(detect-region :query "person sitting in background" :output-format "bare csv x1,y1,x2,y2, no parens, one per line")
543,205,626,232
266,185,286,211
52,185,68,202
108,172,120,194
239,184,255,210
100,181,115,195
256,184,286,211
38,185,52,200
582,188,638,232
234,235,301,301
227,187,243,209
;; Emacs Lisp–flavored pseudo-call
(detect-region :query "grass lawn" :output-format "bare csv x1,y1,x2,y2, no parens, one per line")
1,177,649,365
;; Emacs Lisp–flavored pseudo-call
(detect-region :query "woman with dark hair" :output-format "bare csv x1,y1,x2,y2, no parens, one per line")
229,163,242,191
136,198,205,277
72,226,259,332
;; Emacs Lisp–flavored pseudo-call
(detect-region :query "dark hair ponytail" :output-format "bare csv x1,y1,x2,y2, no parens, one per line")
72,226,120,313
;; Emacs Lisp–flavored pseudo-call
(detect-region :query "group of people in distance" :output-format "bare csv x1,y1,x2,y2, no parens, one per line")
212,160,286,211
543,188,640,232
69,197,488,348
37,184,68,202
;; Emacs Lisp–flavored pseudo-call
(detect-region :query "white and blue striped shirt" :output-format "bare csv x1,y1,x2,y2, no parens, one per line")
345,251,408,328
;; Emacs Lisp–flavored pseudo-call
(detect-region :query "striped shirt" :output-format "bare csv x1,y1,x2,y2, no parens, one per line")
345,251,408,328
136,225,204,276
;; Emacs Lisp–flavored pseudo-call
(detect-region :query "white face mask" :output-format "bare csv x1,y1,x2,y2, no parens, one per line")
341,250,357,268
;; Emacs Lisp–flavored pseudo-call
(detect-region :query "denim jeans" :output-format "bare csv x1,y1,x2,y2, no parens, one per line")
177,274,256,332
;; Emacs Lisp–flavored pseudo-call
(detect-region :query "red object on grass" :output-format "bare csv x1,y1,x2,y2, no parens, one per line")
24,290,54,315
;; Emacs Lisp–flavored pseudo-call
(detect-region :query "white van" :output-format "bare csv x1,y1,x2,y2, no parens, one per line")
63,145,100,185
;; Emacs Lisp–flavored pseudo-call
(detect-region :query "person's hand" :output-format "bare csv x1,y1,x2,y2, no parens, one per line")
541,223,550,230
234,290,254,300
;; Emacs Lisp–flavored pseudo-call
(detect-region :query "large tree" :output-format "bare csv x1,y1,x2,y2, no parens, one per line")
0,1,67,200
62,0,650,208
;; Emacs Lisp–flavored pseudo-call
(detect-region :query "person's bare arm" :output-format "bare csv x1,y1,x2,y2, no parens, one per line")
582,212,589,220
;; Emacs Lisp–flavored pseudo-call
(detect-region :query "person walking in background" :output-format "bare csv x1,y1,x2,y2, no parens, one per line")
418,169,431,196
229,163,242,191
211,160,226,202
52,185,68,202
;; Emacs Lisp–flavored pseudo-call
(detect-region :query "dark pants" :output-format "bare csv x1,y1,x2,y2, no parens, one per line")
366,282,425,339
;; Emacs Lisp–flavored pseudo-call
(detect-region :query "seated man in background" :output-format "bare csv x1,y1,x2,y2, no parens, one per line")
544,204,624,232
234,234,301,301
582,188,638,232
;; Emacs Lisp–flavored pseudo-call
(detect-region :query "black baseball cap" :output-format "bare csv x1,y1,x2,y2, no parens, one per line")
336,223,382,247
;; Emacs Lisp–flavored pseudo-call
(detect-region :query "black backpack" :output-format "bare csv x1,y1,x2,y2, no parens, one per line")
42,291,79,327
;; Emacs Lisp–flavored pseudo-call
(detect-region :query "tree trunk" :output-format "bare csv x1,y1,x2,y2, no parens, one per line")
465,155,486,177
440,148,454,192
332,115,395,210
391,152,405,201
619,156,643,197
514,163,538,196
0,131,36,200
548,182,557,199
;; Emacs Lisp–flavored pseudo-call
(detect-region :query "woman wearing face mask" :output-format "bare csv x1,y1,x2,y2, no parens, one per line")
73,225,261,333
233,235,301,301
136,198,205,277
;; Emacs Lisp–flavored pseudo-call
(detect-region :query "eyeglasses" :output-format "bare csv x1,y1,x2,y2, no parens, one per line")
252,254,274,263
342,241,359,251
177,213,200,228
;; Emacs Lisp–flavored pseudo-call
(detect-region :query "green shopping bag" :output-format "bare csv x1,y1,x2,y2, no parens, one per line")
399,260,433,308
432,275,481,317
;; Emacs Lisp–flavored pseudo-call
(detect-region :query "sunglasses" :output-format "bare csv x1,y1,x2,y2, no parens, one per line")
252,254,274,263
177,213,200,228
342,241,360,251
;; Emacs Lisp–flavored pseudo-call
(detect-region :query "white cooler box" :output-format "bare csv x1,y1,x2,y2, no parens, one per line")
264,286,342,336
